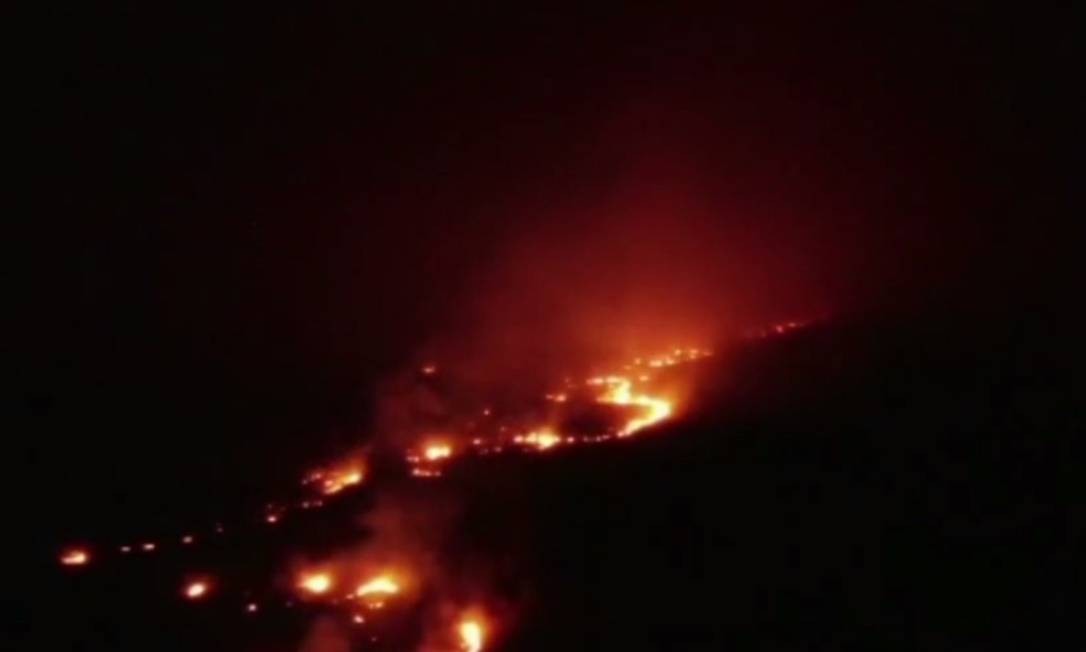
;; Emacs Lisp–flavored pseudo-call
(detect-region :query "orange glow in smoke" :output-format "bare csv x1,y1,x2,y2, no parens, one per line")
299,572,333,595
59,548,89,566
458,618,485,652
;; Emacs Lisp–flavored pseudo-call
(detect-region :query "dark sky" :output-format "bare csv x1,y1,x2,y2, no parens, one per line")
19,4,1075,543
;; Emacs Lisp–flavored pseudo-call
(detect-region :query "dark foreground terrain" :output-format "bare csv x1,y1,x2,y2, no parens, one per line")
12,308,1078,650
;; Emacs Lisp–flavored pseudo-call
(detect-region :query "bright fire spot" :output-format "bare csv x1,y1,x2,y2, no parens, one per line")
119,545,132,554
299,572,333,595
518,429,562,451
246,602,259,613
141,542,156,552
183,581,210,600
458,619,485,652
181,534,194,544
423,443,452,461
265,513,279,524
352,613,366,625
590,376,673,436
59,548,89,566
421,364,438,375
305,464,365,496
355,575,400,598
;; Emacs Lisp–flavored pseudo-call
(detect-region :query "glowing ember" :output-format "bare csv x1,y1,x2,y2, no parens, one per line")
458,618,485,652
59,548,89,566
299,572,333,595
355,575,400,598
315,467,365,496
518,429,562,451
183,581,210,600
423,443,452,461
53,342,723,646
590,375,673,436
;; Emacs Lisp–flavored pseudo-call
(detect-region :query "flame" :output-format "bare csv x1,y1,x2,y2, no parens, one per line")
423,443,453,461
589,376,673,436
517,429,562,451
355,575,400,598
298,572,333,595
316,466,365,496
53,341,726,646
458,618,485,652
59,548,89,566
183,580,210,600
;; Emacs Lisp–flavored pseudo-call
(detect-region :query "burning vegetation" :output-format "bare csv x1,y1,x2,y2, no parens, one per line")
52,325,813,649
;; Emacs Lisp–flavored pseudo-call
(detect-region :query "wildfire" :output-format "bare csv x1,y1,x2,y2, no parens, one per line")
589,376,673,436
53,338,730,649
298,572,334,595
355,575,400,598
458,618,485,652
423,443,453,461
59,548,89,566
516,429,562,451
183,580,210,600
323,469,364,495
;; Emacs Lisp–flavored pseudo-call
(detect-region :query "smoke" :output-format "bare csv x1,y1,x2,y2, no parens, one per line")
298,617,350,652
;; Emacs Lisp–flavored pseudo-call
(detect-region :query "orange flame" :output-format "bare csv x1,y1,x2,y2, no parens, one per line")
458,618,485,652
589,375,673,436
183,580,210,600
317,466,365,496
59,548,89,566
355,575,400,598
423,443,453,461
516,429,562,451
298,572,333,595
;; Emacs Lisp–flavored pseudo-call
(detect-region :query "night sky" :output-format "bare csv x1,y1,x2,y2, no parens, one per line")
14,4,1078,650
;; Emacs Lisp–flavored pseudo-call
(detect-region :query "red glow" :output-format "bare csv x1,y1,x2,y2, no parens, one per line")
59,548,89,566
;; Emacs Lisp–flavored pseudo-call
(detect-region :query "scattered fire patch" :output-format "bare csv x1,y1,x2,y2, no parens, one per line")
52,326,811,648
